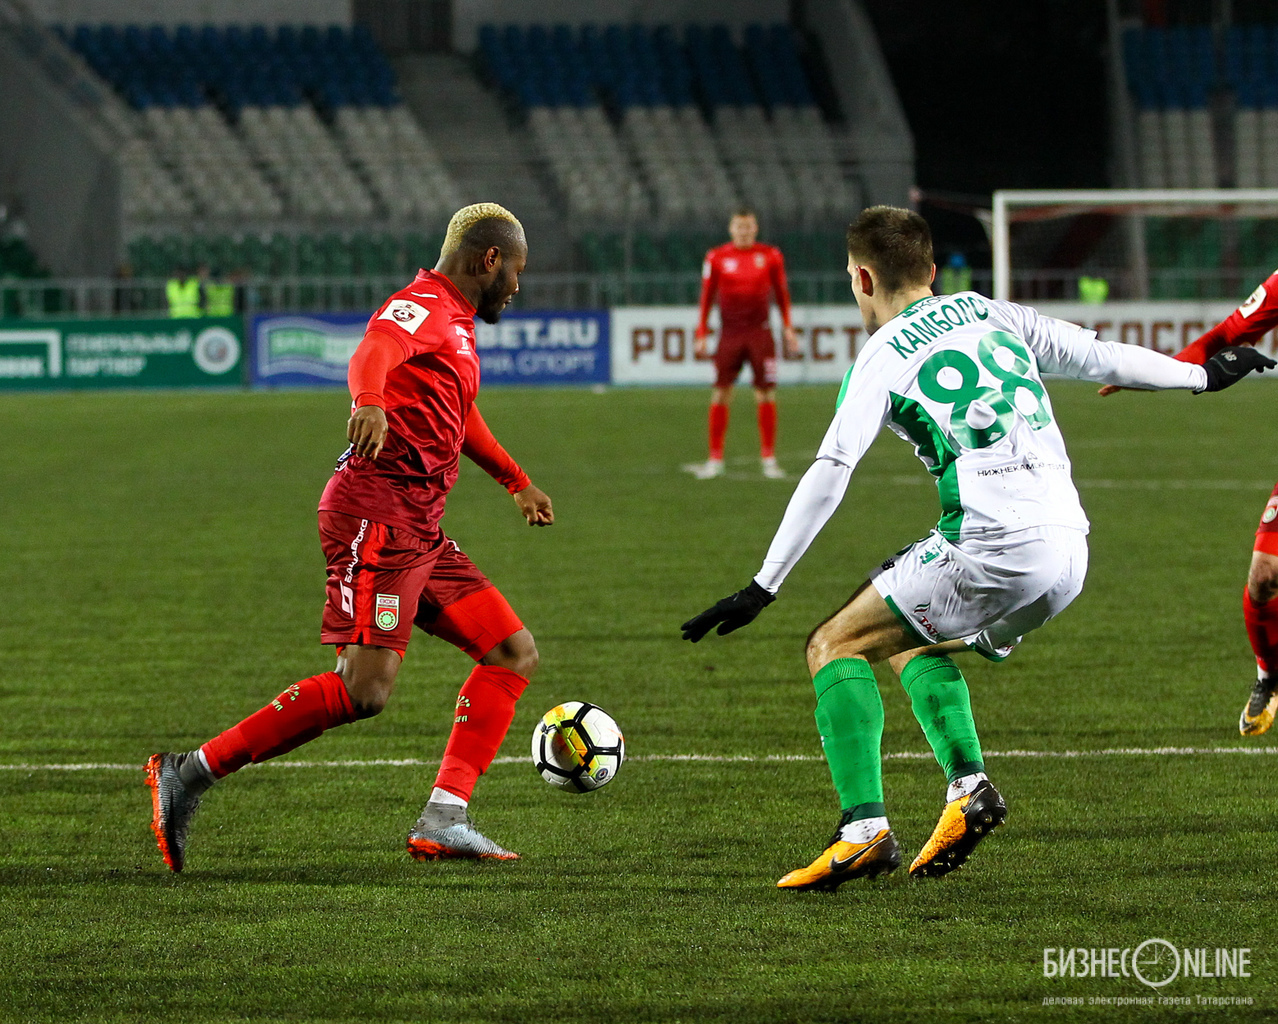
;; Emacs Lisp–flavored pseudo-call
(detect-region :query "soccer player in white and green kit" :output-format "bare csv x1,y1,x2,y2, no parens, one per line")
682,206,1274,891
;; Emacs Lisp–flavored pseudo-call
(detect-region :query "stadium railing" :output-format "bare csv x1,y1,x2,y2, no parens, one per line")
0,270,873,318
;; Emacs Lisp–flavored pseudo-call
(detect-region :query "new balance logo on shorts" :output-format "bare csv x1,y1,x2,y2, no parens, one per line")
375,594,400,631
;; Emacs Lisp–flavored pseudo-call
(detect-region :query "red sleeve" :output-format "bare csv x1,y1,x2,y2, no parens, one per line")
366,295,447,357
1176,271,1278,364
697,251,719,333
348,328,409,407
462,403,531,494
770,248,792,328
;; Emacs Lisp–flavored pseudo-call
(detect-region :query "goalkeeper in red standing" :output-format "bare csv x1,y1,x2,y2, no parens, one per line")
145,203,553,871
1102,271,1278,736
686,208,800,479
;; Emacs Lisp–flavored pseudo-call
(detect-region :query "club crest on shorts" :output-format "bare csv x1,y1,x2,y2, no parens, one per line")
375,593,400,631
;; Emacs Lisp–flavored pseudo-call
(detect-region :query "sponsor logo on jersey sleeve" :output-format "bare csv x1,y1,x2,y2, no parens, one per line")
1263,497,1278,524
375,593,400,631
1241,283,1268,318
377,300,431,334
702,259,712,279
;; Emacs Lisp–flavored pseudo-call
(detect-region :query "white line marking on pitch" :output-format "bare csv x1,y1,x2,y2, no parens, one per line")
2,747,1277,771
885,476,1273,491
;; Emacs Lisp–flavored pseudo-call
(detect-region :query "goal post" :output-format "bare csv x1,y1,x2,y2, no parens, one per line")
991,188,1278,302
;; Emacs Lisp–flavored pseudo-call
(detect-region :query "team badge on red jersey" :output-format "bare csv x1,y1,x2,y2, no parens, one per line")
375,593,400,630
1242,284,1269,319
377,300,430,334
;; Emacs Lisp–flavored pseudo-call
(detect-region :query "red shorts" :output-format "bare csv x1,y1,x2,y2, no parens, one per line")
318,511,524,659
1257,482,1278,556
714,327,777,388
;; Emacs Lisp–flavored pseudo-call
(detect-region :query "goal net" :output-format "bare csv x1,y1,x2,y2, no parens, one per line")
991,188,1278,304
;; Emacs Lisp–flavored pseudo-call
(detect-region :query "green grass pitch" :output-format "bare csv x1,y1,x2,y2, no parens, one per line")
1,382,1277,1022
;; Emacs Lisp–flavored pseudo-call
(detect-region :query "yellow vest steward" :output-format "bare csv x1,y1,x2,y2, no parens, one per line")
204,282,235,317
166,277,201,318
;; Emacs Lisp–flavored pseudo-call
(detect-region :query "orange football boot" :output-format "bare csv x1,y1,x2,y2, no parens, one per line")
1240,677,1278,736
909,780,1006,878
777,826,901,891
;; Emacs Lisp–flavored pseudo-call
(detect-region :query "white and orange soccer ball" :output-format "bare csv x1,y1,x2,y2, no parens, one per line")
531,701,624,792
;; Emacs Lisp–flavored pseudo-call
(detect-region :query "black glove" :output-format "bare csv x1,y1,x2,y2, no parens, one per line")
1201,345,1277,392
681,581,775,642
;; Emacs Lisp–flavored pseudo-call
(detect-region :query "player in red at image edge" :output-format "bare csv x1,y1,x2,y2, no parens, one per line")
145,203,553,871
685,207,800,480
1101,271,1278,736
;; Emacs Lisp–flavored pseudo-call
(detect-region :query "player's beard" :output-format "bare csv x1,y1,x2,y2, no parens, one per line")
476,266,514,324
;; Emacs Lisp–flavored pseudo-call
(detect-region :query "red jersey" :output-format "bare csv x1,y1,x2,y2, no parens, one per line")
1176,270,1278,364
319,269,483,537
697,242,792,335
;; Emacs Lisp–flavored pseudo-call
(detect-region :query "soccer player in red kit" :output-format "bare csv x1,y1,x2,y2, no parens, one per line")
1101,270,1278,734
145,203,553,871
686,208,800,479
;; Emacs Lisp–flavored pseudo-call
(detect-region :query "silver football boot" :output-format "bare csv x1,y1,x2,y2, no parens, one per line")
406,801,519,861
144,752,203,872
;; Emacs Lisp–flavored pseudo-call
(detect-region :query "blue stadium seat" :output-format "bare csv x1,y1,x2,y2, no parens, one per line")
475,19,823,122
66,21,403,112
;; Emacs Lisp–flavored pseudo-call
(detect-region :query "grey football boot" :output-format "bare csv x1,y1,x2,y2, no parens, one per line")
144,752,203,872
406,801,519,861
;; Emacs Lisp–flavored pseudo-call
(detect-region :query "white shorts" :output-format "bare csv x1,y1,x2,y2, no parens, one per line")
869,526,1089,661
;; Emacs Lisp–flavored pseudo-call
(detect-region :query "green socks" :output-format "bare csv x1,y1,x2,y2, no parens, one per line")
812,658,886,820
811,654,984,818
899,654,984,782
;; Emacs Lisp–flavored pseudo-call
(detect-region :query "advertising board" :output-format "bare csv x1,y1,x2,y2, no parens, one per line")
0,317,243,390
609,305,865,385
251,310,610,387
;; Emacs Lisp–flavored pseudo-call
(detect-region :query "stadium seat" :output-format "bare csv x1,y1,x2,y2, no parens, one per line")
62,22,454,223
1124,25,1222,191
481,20,855,228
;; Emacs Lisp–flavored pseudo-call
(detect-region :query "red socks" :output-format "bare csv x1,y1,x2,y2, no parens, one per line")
200,671,356,778
710,402,777,460
1244,587,1278,676
757,400,777,459
196,663,528,797
433,665,529,801
708,403,729,461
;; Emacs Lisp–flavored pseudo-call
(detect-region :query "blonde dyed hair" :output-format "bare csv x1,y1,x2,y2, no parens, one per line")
439,202,524,260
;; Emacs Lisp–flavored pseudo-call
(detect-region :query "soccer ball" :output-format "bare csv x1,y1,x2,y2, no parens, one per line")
531,701,624,792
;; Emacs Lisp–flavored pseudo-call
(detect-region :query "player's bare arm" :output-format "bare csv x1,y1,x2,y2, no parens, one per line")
514,484,554,526
782,325,799,358
348,404,388,459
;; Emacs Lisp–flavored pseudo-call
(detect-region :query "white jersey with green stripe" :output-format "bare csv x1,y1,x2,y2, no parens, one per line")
817,292,1204,542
